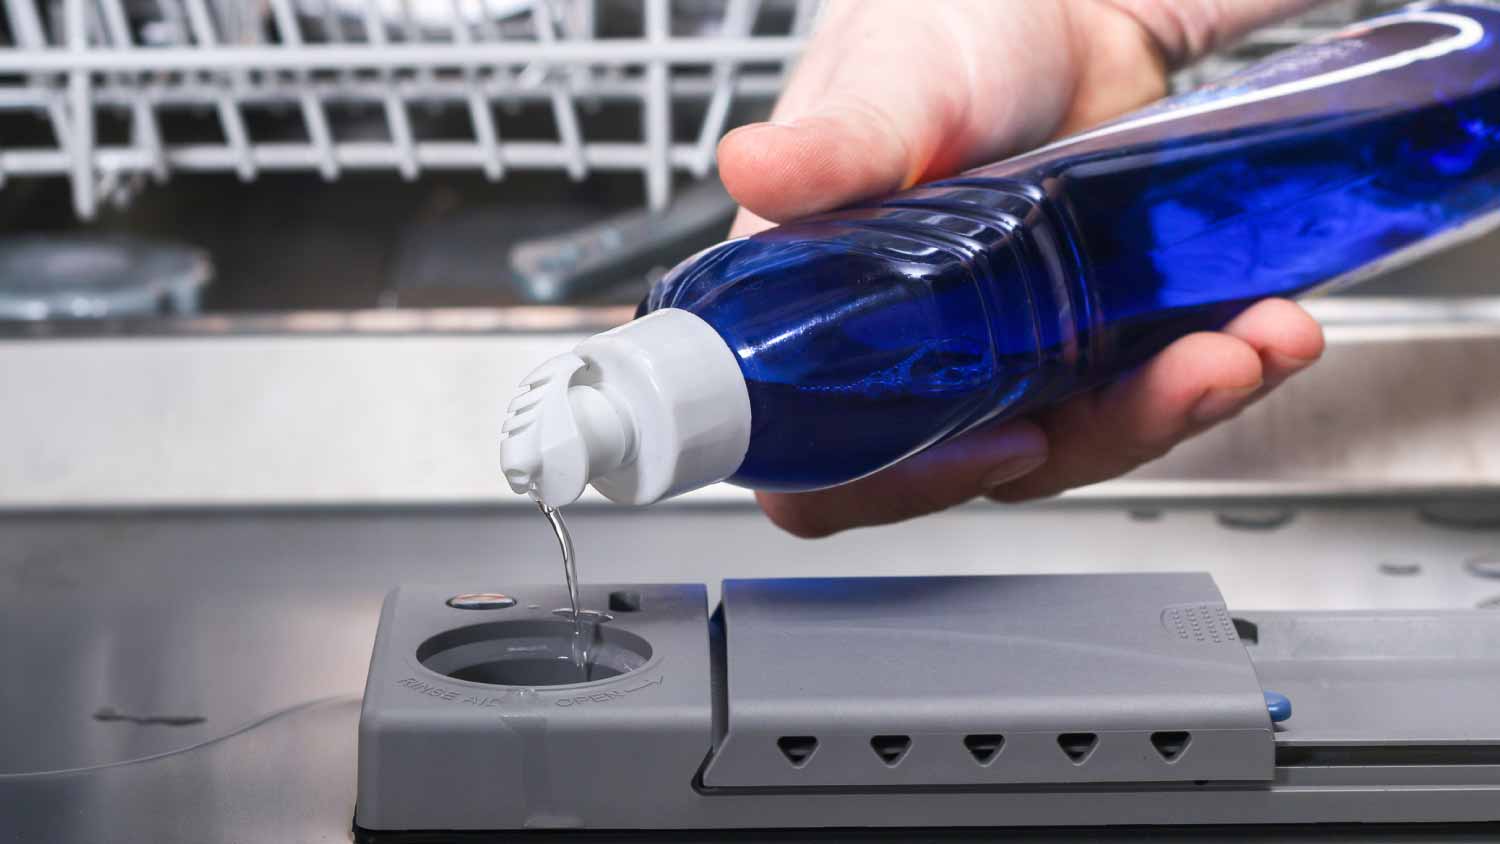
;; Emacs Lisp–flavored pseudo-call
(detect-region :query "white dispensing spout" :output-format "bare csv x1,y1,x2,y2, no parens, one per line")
499,352,632,506
499,308,752,507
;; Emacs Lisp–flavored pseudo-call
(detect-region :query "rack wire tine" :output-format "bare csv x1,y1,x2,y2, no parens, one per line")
270,0,340,179
691,0,759,177
398,0,437,98
320,0,357,88
363,0,420,179
643,0,670,211
5,0,75,195
155,0,189,46
475,0,502,43
319,0,343,42
531,0,586,181
178,0,257,180
65,0,97,218
791,0,819,36
560,0,595,102
83,0,107,51
99,0,168,181
0,0,822,209
479,0,515,106
4,0,50,48
449,0,504,179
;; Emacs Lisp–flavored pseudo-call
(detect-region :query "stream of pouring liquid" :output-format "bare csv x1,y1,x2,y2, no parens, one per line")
535,500,590,679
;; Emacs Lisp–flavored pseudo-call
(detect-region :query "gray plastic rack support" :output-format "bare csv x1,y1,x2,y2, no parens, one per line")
355,573,1500,836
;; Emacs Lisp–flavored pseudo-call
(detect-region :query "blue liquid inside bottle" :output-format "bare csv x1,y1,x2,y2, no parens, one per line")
643,3,1500,492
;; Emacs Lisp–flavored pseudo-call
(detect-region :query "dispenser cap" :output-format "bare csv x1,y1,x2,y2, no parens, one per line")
500,308,752,506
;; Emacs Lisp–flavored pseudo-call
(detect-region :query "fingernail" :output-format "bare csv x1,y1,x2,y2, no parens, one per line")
731,120,799,134
1191,384,1261,425
722,123,783,144
981,453,1048,491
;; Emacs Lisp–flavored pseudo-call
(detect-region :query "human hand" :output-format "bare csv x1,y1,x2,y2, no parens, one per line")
717,0,1328,537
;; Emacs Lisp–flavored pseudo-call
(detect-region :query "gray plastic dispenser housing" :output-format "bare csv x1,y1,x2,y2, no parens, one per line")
356,573,1500,836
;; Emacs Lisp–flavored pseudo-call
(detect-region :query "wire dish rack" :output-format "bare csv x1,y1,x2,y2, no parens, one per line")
0,0,1414,220
0,0,815,218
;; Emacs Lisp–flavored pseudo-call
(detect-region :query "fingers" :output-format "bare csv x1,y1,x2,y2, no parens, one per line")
990,300,1323,502
990,332,1262,503
717,0,1079,224
756,419,1048,539
759,300,1324,535
1219,298,1326,391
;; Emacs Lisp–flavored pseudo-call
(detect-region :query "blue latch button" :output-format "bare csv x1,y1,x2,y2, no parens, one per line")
1264,691,1293,723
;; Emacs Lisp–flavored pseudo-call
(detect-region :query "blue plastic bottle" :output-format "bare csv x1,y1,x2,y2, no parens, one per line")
502,3,1500,508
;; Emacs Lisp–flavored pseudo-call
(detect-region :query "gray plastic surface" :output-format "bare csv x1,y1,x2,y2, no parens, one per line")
355,574,1500,833
1240,610,1500,747
702,574,1272,787
356,583,713,831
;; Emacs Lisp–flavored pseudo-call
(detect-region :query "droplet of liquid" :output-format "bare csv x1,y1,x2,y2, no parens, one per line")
535,499,591,680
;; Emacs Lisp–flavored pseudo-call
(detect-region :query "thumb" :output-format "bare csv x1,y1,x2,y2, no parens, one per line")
717,0,1077,224
721,0,1331,226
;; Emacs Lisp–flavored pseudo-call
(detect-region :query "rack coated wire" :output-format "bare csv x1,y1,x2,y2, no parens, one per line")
0,0,815,217
0,0,1411,220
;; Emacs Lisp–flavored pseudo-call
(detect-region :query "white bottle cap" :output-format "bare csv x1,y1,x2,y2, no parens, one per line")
499,308,752,507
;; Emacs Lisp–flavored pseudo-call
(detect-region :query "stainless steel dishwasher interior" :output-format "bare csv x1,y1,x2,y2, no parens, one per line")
4,203,1500,844
6,3,1499,840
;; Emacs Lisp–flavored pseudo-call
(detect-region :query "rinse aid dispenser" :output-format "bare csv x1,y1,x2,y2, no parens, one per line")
352,572,1500,839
